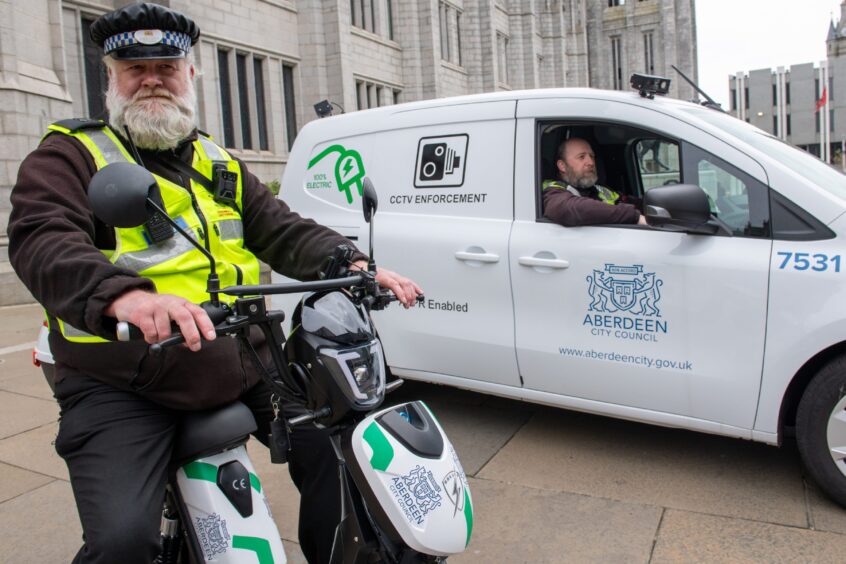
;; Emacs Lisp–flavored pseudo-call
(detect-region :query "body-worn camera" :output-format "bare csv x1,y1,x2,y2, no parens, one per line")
212,163,238,205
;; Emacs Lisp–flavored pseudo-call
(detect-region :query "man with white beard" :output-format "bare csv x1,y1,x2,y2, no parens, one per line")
6,4,421,563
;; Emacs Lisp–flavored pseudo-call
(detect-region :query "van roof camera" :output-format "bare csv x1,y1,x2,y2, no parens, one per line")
314,100,334,118
630,73,671,99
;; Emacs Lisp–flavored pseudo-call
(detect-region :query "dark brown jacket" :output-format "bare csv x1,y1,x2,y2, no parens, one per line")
8,130,365,409
543,184,641,226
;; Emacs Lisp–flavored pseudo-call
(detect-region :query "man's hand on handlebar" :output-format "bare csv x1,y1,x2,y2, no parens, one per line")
105,289,217,351
351,260,423,309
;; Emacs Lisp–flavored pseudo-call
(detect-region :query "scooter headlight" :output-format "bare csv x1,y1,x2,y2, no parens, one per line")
319,339,385,410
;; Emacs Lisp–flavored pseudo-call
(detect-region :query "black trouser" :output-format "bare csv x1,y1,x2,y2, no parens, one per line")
54,373,339,564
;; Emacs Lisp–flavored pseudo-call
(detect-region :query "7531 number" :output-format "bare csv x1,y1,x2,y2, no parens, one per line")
777,251,841,272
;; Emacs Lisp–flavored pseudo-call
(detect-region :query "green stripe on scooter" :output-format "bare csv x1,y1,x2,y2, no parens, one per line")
182,461,262,492
463,489,473,547
363,422,394,471
233,536,274,564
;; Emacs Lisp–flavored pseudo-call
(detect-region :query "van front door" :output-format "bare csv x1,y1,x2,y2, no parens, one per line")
510,98,772,432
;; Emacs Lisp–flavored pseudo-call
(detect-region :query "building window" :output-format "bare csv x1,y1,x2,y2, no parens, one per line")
831,109,835,132
386,0,394,40
351,0,370,31
773,115,778,135
744,87,749,109
282,64,297,151
786,83,791,105
787,114,791,136
439,2,463,66
81,16,108,120
217,49,235,148
355,78,401,110
253,59,269,151
497,33,509,86
730,88,737,111
611,36,623,90
218,48,270,151
352,0,395,37
830,76,835,102
816,78,820,100
643,32,654,75
772,83,777,106
236,54,252,150
608,0,624,5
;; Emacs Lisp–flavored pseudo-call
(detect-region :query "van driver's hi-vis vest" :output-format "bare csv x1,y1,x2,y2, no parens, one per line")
46,120,261,343
542,179,621,205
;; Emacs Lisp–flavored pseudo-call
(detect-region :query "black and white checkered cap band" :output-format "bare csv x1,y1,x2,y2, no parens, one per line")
103,30,192,55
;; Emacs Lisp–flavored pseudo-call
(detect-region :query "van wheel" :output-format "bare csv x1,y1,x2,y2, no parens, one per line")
796,355,846,507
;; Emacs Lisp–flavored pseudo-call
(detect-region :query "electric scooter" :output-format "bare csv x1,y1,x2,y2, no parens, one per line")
83,162,473,563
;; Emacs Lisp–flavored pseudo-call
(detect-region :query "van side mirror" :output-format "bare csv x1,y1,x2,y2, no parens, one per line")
644,184,718,235
88,162,156,227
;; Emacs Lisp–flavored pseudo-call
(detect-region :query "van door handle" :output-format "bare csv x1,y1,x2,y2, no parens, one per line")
518,255,570,269
455,250,500,263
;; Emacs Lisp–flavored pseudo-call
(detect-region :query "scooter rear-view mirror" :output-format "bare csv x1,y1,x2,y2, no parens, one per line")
87,162,156,228
361,177,378,272
361,177,378,224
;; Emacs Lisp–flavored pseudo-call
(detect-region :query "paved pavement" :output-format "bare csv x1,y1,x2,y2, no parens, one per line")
2,303,846,562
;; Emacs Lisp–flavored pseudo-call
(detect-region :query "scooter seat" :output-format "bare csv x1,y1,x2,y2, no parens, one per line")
171,401,258,466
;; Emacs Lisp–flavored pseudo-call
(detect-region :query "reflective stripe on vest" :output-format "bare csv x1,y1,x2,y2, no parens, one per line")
45,125,260,343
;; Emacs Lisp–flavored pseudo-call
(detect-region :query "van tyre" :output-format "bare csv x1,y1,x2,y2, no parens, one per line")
796,355,846,507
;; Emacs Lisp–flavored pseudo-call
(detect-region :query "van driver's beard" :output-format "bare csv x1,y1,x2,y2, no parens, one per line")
564,168,599,189
107,81,197,151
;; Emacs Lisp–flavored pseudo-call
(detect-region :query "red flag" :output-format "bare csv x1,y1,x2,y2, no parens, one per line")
816,87,828,112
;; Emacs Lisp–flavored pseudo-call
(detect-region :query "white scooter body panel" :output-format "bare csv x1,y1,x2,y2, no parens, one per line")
349,400,473,555
176,446,286,563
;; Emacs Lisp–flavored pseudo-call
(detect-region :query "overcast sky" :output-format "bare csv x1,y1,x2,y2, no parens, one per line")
695,0,844,108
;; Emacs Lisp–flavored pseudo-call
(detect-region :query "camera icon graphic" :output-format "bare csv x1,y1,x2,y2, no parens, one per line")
414,135,468,188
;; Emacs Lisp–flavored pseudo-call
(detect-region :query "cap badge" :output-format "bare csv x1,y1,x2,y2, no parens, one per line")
134,29,164,45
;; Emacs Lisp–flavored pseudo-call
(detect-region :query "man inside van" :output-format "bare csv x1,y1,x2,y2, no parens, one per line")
543,137,647,226
7,4,422,563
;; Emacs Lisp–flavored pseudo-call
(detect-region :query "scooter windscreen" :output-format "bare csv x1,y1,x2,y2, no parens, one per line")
296,291,373,344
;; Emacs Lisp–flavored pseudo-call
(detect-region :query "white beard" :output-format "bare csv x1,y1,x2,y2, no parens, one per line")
106,81,197,151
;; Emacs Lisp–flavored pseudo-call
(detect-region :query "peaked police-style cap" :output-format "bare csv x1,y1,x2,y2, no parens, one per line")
90,3,200,60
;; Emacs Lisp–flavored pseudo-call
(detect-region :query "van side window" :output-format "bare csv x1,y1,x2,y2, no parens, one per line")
634,139,681,192
681,143,771,238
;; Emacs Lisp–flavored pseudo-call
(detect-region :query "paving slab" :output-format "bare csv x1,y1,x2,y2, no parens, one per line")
652,508,846,563
0,303,42,346
0,350,54,400
805,479,846,534
0,479,82,563
479,407,809,527
0,420,66,480
0,390,58,440
0,460,54,503
451,477,661,563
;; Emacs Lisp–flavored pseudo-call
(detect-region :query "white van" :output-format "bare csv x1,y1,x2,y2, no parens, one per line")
288,82,846,505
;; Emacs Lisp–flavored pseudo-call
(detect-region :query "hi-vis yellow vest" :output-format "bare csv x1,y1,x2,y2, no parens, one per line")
542,179,621,205
47,121,260,343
